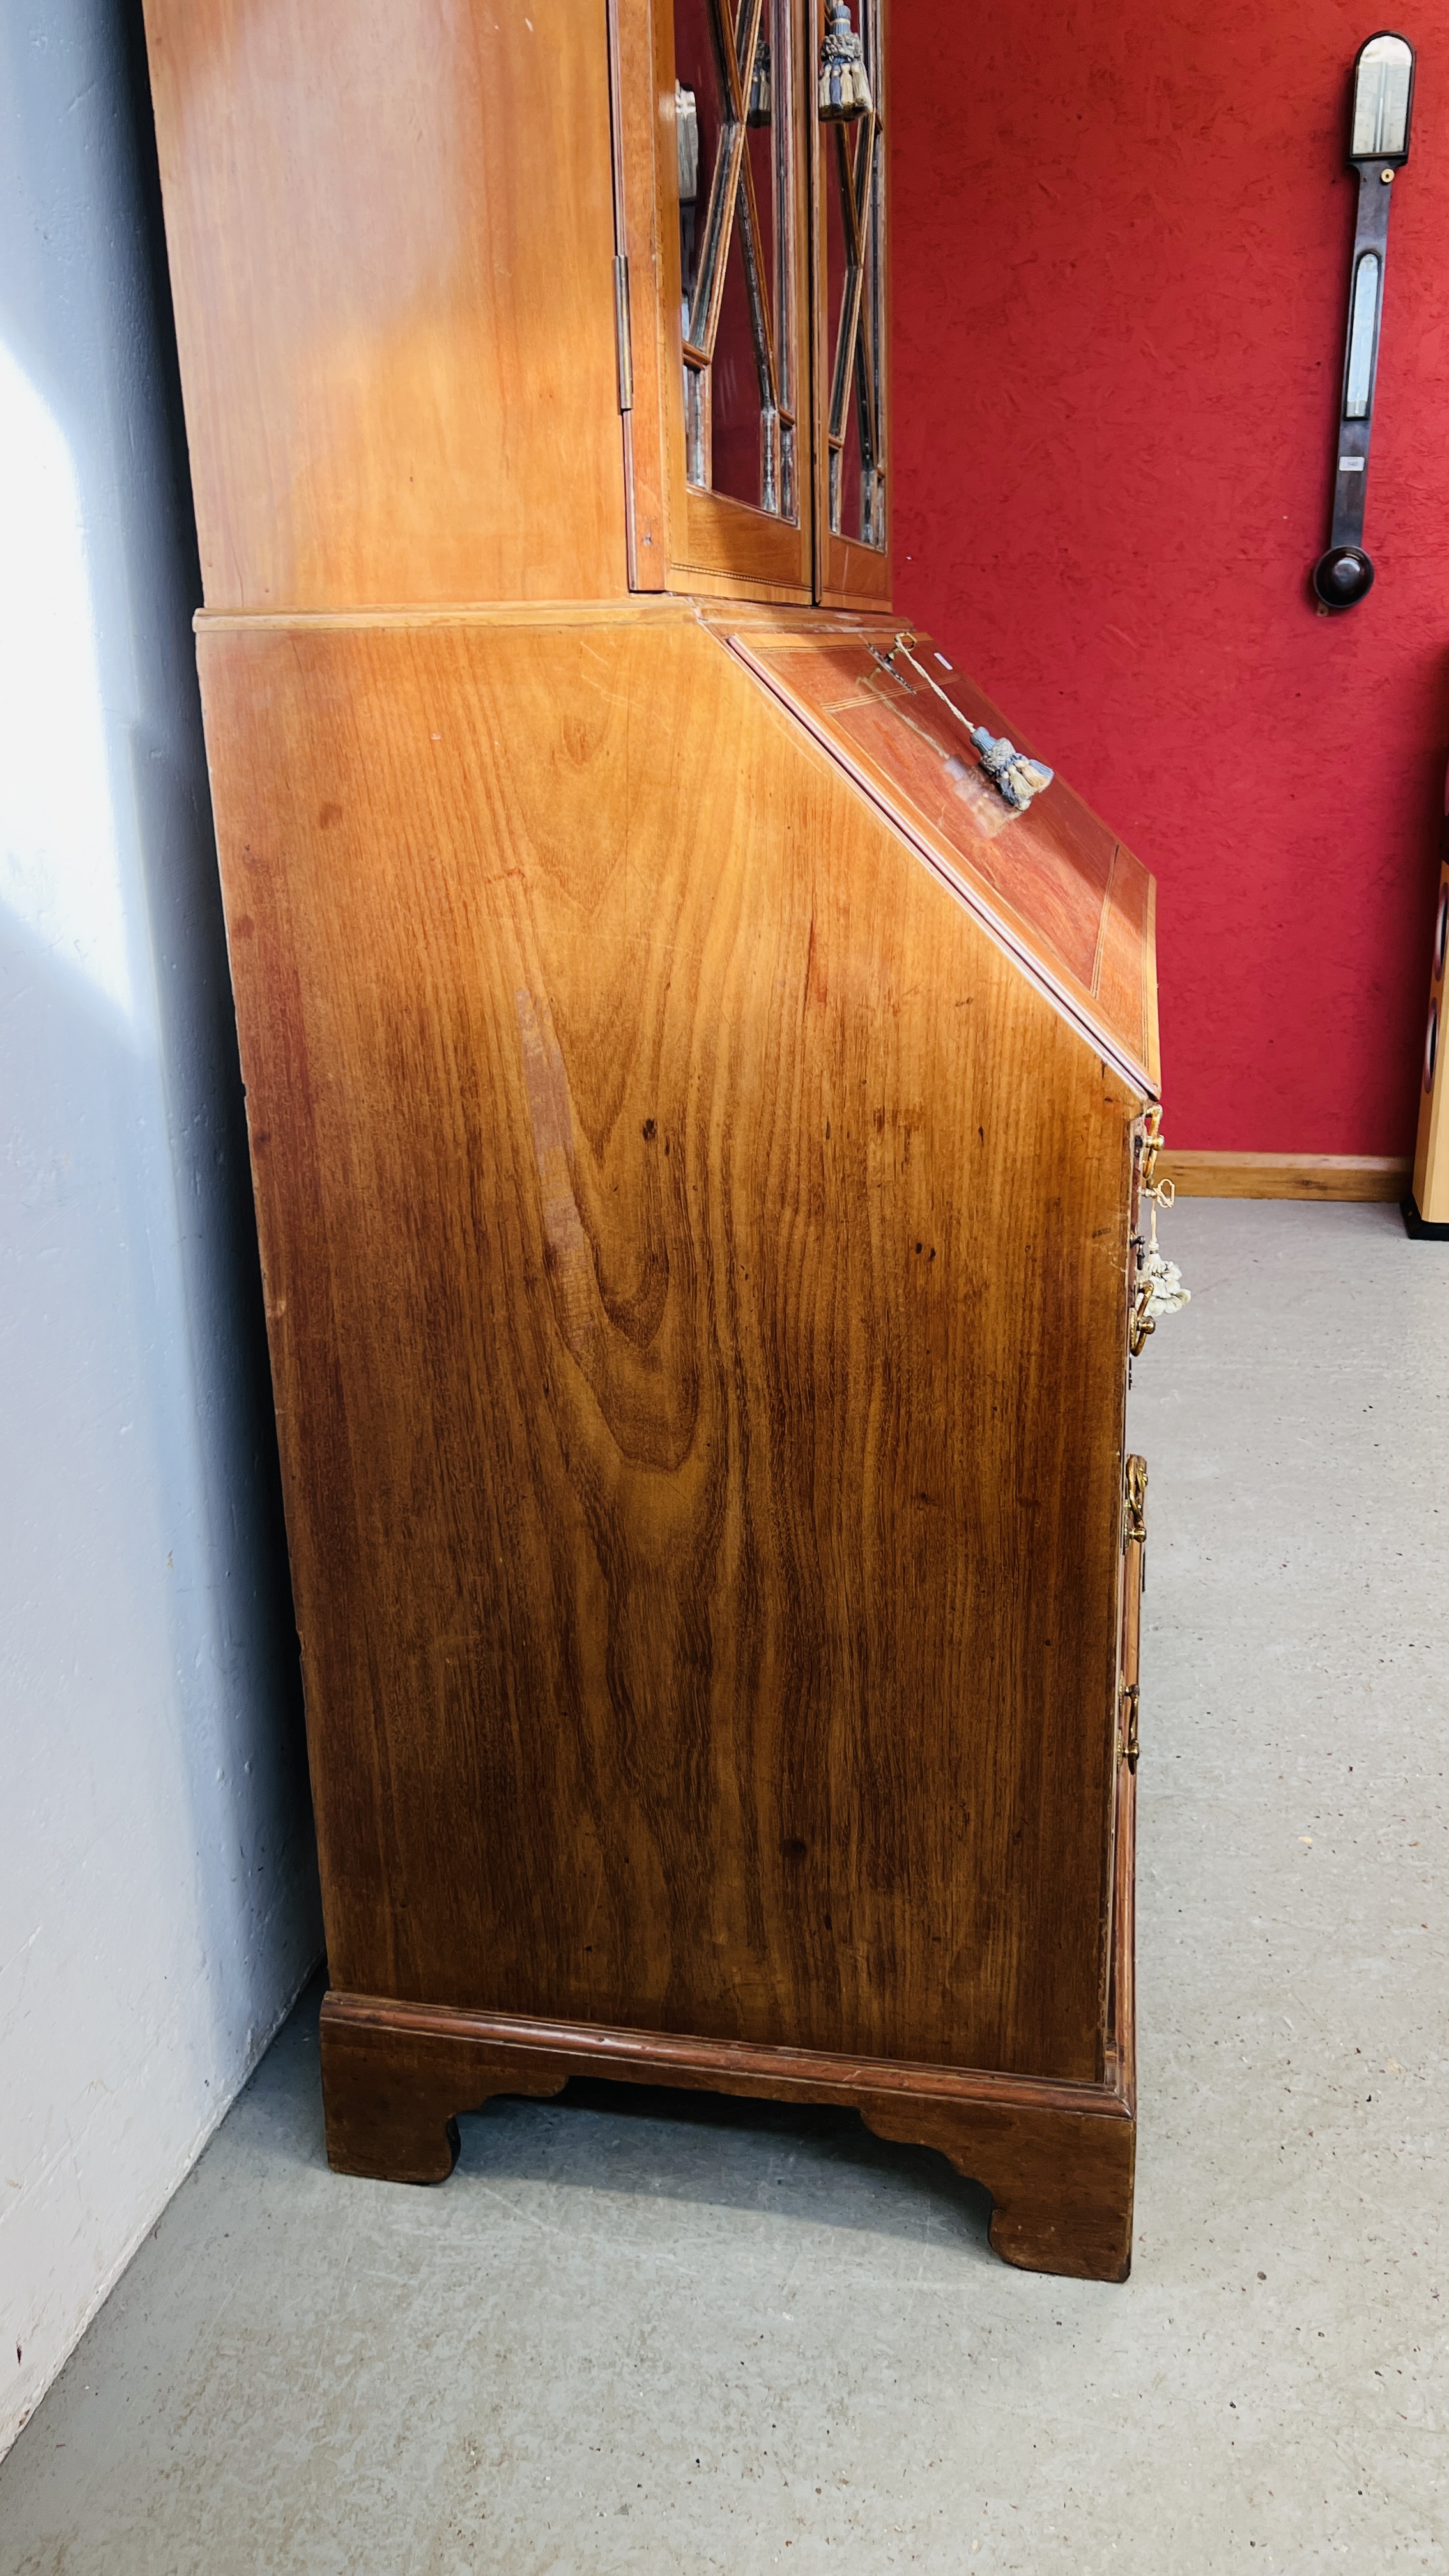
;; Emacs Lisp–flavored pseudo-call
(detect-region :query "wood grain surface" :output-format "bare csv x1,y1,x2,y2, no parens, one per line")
142,0,628,609
198,609,1141,2087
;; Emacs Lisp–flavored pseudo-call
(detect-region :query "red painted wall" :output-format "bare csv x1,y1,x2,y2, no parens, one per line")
891,1,1449,1152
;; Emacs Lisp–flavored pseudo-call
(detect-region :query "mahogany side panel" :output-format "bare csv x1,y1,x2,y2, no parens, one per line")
197,611,1137,2087
141,0,629,609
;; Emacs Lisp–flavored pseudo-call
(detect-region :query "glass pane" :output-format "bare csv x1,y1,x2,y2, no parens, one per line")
858,0,885,546
751,17,789,417
824,119,848,533
824,111,880,547
1351,34,1413,160
710,199,768,505
1345,252,1379,419
673,0,792,518
746,109,776,387
749,38,793,517
825,118,847,404
673,0,723,336
858,129,884,544
834,148,862,545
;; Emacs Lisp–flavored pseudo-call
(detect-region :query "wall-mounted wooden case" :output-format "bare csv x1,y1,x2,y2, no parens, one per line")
142,0,1160,2280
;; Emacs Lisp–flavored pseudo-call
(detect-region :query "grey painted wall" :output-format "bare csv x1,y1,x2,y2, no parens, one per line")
0,0,321,2455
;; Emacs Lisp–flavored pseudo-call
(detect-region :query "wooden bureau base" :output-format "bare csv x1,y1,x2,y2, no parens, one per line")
319,1776,1137,2285
319,1993,1135,2282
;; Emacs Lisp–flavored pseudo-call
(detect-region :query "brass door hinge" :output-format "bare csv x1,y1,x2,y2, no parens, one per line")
1119,1681,1140,1774
613,255,634,412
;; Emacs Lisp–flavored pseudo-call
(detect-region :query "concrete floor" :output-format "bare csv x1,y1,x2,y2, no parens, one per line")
2,1199,1446,2573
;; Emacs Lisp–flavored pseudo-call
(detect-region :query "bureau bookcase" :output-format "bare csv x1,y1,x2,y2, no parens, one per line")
142,0,1162,2279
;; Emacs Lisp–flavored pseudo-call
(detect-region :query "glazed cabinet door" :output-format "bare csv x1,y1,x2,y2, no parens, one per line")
812,0,890,606
617,0,889,606
617,0,815,599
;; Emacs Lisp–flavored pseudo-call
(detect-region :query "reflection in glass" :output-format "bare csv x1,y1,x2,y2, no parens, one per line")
1351,34,1413,160
675,0,721,342
711,203,769,506
1344,252,1379,419
824,141,862,535
746,28,771,124
676,82,700,330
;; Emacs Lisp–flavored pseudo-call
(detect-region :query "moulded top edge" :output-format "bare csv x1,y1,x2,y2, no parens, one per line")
192,596,908,639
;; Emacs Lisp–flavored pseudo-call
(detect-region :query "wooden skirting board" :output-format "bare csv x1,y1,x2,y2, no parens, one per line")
1158,1151,1411,1202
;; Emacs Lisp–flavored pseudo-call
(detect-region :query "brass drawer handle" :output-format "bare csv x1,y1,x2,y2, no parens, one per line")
1131,1112,1189,1355
1124,1453,1147,1548
1119,1682,1140,1774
